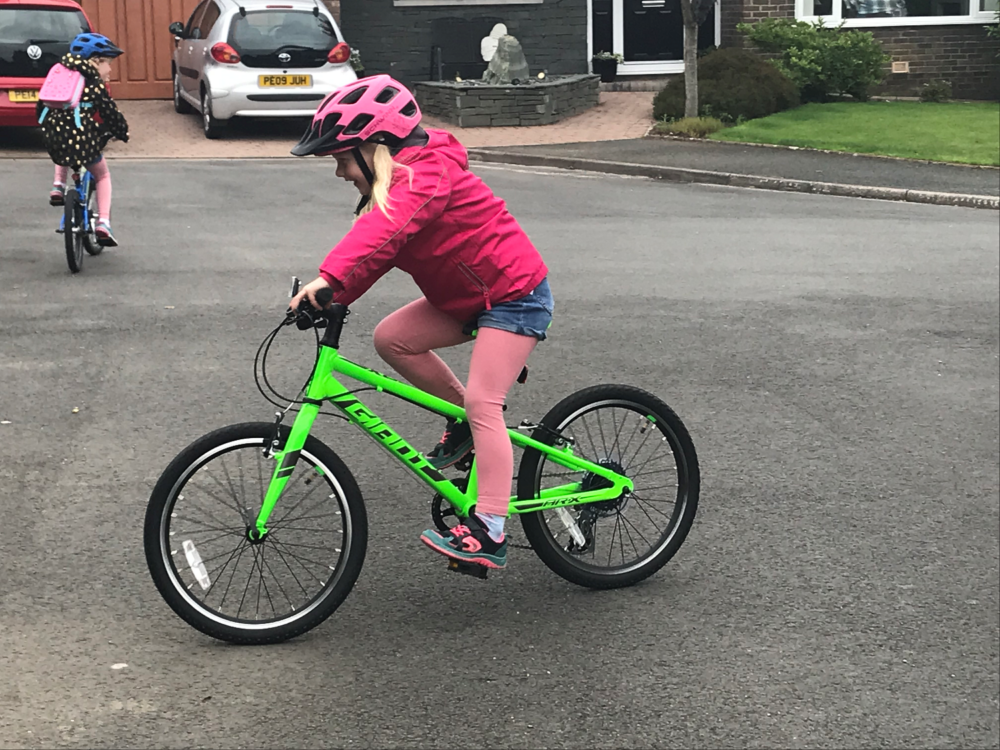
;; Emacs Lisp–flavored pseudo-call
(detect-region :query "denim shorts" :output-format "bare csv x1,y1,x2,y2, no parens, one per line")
464,277,554,341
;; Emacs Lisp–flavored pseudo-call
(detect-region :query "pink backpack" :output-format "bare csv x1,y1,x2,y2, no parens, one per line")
38,63,88,127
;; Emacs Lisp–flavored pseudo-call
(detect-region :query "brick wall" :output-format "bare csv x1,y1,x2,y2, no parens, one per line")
322,0,340,23
871,26,999,100
727,0,1000,100
339,0,588,85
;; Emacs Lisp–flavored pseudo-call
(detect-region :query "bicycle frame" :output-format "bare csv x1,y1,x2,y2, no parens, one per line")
253,343,634,537
58,169,92,233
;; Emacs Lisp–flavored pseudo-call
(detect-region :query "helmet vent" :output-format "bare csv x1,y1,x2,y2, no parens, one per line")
374,86,399,104
338,86,368,105
318,112,341,136
343,113,374,136
400,101,418,118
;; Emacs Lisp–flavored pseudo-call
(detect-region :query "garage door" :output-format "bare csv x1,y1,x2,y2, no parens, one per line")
80,0,201,99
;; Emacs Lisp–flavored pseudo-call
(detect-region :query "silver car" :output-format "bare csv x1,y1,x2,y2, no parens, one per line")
168,0,357,139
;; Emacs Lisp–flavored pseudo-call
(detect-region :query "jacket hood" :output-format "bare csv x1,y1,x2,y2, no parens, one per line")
59,53,101,81
397,127,469,171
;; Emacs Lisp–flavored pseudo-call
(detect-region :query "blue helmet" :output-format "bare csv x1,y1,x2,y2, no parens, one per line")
69,33,124,60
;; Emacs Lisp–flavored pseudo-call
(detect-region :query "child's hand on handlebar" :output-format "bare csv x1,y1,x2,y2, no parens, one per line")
290,276,332,313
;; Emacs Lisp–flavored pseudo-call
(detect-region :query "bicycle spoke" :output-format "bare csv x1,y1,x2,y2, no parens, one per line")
170,519,245,537
271,510,342,528
260,551,296,613
175,487,244,535
617,415,644,467
269,539,338,571
630,495,674,519
219,453,251,526
218,543,251,610
204,463,252,525
268,539,314,597
269,539,339,553
619,512,652,551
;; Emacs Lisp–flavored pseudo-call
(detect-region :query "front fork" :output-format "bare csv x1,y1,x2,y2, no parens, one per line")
251,401,321,541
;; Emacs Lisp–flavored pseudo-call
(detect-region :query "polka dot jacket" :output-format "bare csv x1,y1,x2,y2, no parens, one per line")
36,53,130,169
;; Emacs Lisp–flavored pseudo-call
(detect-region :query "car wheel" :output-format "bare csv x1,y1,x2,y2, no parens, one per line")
201,89,227,139
173,70,193,114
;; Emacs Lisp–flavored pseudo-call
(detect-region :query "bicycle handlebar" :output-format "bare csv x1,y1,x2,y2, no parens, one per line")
287,279,348,347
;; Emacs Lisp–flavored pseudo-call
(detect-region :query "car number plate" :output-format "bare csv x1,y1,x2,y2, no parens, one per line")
258,75,312,87
9,89,39,103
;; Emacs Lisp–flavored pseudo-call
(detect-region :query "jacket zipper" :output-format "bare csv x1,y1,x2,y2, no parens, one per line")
458,262,492,311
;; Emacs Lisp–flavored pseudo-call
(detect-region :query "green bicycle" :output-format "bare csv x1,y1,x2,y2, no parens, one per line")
144,279,700,644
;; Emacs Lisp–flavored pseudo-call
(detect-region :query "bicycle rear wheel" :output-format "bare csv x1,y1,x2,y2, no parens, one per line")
518,384,699,589
144,422,368,644
63,189,84,273
83,178,103,256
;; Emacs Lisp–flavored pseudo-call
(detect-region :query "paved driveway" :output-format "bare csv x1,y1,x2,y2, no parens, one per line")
0,93,654,159
1,159,998,749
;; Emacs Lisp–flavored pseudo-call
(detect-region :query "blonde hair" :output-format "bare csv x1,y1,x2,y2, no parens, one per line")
356,144,412,220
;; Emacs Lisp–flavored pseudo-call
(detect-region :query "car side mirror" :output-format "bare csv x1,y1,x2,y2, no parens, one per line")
169,21,185,38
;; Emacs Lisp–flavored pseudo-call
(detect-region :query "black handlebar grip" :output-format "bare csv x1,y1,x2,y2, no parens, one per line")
315,287,334,308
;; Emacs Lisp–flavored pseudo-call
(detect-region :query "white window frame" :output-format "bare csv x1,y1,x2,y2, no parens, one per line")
796,0,998,27
394,0,542,6
588,0,722,76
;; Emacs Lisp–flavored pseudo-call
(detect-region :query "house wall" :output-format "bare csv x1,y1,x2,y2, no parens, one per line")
339,0,589,85
733,0,1000,99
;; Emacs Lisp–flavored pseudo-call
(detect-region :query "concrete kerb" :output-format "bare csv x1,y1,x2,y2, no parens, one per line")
466,149,1000,211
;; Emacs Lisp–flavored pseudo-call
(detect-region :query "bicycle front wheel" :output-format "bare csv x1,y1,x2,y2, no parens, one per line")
63,189,84,273
144,422,368,644
518,385,699,589
83,179,103,256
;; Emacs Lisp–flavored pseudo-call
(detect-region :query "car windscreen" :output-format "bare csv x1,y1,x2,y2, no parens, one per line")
0,7,89,78
229,10,336,52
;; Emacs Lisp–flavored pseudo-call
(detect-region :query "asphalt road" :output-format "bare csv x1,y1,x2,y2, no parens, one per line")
481,139,1000,197
1,158,998,750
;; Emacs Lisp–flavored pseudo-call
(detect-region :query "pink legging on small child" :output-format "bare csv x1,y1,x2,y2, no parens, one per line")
373,297,538,517
54,160,112,222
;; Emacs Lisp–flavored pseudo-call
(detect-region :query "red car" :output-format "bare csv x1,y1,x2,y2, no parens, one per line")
0,0,93,127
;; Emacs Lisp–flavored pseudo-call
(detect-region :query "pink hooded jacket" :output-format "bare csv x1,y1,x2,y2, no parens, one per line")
318,128,548,322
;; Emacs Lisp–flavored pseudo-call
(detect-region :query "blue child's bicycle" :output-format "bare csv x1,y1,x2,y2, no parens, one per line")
58,168,104,274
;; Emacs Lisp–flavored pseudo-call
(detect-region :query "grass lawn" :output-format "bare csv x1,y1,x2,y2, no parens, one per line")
711,101,1000,166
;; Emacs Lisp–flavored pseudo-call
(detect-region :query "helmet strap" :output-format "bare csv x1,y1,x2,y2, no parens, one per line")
351,146,376,217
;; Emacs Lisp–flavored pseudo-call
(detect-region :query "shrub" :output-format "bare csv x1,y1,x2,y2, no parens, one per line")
919,79,952,103
652,48,799,123
738,17,890,102
652,117,725,138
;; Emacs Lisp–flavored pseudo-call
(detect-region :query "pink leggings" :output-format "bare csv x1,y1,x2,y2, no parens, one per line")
373,298,538,516
54,160,111,222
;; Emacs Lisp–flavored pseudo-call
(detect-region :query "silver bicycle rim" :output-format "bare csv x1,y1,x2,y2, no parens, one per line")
158,437,354,631
533,399,689,575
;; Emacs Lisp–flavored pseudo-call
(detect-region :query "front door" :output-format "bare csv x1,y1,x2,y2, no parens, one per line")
624,0,682,62
591,0,718,75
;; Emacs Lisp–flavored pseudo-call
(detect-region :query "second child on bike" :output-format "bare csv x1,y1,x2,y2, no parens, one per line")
40,33,129,247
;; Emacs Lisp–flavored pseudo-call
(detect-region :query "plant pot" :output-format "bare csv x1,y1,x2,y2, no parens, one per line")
592,58,618,83
353,68,367,79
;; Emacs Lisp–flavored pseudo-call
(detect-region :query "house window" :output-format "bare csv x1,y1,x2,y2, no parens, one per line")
394,1,543,6
797,0,997,24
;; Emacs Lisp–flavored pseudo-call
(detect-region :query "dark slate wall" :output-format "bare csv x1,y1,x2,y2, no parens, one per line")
340,0,589,85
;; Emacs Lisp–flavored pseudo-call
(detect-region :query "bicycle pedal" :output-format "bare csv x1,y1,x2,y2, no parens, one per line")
447,559,488,580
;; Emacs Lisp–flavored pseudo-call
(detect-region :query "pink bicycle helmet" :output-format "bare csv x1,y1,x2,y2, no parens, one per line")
291,74,422,157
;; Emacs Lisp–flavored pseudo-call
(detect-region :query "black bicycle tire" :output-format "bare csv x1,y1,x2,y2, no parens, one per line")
83,179,103,256
144,422,368,644
518,384,700,589
63,189,83,273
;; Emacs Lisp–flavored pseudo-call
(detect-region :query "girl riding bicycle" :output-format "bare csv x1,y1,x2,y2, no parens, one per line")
40,33,129,247
290,75,553,571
